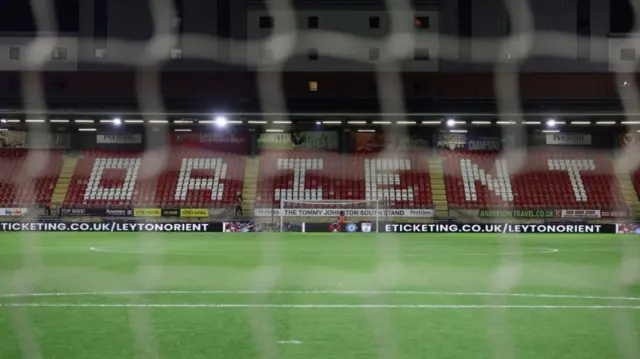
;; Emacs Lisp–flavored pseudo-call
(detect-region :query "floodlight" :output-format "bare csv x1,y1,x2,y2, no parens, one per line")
215,116,227,127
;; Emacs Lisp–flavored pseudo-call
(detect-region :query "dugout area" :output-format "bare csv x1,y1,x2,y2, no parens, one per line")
1,232,638,359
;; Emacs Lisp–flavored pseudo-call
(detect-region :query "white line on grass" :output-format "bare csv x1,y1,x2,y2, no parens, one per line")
88,245,560,257
2,303,640,309
278,340,303,344
1,290,639,301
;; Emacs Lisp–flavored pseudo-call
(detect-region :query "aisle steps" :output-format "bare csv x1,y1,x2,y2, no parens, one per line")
427,155,449,217
50,155,79,205
241,157,260,215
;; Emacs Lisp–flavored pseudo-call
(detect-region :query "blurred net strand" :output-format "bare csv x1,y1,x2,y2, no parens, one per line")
7,0,62,357
7,0,640,357
612,1,640,358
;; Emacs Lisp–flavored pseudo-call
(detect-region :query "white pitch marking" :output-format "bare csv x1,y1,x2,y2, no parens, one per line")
0,290,639,301
88,245,560,257
278,340,303,344
404,248,559,256
1,303,640,309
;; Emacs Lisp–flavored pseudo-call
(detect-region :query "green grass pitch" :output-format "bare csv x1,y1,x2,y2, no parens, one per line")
0,232,639,359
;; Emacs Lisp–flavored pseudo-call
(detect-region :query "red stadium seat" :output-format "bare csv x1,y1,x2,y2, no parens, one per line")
0,149,62,207
255,151,433,210
63,149,244,208
443,150,627,211
632,169,640,203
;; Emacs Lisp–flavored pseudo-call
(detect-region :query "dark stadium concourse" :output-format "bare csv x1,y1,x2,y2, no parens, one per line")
0,71,634,113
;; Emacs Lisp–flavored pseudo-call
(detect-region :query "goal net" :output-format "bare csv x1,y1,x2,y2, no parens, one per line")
2,0,640,358
279,199,386,232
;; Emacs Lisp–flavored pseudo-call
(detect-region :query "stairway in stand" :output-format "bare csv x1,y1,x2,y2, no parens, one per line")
241,156,260,216
613,165,640,218
428,154,449,218
50,155,79,206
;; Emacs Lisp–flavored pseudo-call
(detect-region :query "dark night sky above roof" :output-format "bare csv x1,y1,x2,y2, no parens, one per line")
0,0,78,33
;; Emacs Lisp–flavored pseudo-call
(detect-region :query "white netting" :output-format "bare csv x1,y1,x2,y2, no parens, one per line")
2,0,640,358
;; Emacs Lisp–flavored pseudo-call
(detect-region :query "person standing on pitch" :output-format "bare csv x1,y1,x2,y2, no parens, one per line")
338,211,346,232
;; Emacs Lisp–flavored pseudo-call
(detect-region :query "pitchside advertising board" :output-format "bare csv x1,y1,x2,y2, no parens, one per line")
59,208,133,217
383,223,618,233
478,209,557,218
0,208,28,216
0,221,636,233
132,208,209,218
59,208,206,218
304,222,375,233
303,222,620,234
223,222,304,232
560,209,601,219
459,209,608,219
254,208,435,218
0,222,222,232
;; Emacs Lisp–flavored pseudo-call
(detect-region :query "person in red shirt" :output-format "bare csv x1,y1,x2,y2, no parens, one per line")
337,211,346,232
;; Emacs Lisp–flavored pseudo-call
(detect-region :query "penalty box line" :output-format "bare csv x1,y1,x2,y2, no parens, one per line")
2,303,640,309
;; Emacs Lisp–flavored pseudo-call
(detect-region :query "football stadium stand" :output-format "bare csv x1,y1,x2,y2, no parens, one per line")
0,149,62,206
63,150,244,208
443,150,628,211
254,151,434,209
632,169,640,205
1,145,638,218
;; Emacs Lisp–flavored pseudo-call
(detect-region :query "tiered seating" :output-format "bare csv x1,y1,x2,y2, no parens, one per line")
443,150,627,210
154,150,244,208
64,150,244,208
255,151,432,209
65,151,142,207
633,168,640,203
0,149,62,206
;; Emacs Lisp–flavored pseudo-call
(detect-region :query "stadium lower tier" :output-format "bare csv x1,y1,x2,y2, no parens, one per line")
443,150,627,211
255,151,433,209
0,150,633,214
63,150,244,208
0,149,62,206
